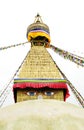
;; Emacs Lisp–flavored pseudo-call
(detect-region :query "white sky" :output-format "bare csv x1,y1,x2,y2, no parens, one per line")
0,0,84,107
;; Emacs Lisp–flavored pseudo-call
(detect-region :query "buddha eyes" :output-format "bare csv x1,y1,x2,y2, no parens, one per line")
44,92,54,96
27,92,36,96
27,91,54,96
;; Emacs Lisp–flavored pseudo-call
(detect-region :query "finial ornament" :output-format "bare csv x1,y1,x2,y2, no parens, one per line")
34,13,43,23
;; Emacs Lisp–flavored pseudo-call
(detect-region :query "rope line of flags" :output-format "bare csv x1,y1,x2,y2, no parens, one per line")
56,64,84,108
0,41,28,51
50,44,84,67
0,51,29,107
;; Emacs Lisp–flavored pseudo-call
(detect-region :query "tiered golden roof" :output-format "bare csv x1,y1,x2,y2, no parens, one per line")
18,46,61,79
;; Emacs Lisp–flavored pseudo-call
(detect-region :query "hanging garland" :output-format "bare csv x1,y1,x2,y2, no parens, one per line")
50,44,84,67
0,41,28,51
55,63,84,108
0,50,30,107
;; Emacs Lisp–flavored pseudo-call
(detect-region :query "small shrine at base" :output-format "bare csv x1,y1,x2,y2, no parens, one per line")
13,14,70,102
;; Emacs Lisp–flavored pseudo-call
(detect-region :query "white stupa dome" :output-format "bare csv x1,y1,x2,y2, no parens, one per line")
0,100,84,130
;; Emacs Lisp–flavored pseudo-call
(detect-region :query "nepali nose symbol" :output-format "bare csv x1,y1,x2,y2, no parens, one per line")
38,95,43,99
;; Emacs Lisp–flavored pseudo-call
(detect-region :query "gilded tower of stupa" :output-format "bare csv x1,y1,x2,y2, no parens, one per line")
13,14,69,102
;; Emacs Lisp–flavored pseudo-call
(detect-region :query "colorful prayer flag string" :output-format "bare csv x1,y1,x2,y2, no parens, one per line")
50,44,84,67
0,41,28,51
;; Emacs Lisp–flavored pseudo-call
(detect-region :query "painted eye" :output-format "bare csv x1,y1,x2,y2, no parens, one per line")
27,92,36,96
45,92,54,96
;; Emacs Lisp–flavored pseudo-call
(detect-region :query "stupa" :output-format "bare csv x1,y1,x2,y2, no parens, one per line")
0,14,84,130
